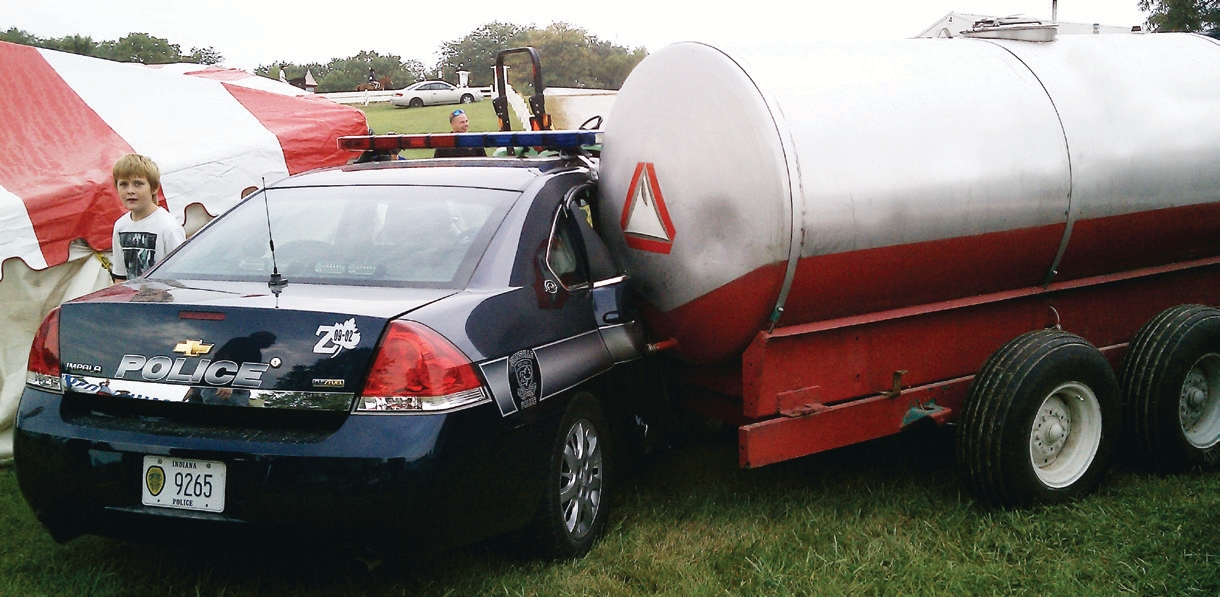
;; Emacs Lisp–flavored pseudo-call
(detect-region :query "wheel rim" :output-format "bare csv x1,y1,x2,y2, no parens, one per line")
559,418,602,540
1028,382,1102,488
1180,353,1220,449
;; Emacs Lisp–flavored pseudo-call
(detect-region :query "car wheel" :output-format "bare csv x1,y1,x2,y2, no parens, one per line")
525,391,610,558
1120,304,1220,472
408,98,423,108
957,330,1121,507
460,94,474,104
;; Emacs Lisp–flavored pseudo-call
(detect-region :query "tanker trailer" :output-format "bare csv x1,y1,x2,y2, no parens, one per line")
598,31,1220,506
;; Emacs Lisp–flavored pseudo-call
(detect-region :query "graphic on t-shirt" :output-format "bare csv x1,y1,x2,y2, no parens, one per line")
119,231,159,277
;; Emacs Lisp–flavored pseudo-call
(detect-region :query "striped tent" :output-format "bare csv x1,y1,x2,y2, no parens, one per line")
0,41,368,460
0,41,367,272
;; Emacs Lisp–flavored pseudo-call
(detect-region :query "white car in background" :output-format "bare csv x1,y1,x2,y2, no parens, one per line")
391,81,484,108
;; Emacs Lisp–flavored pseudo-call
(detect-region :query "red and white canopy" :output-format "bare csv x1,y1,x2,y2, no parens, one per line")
0,41,368,274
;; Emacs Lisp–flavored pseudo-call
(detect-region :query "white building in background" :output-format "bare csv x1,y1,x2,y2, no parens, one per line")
916,12,1145,38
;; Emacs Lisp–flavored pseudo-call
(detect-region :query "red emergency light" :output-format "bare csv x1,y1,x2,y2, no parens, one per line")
338,131,601,152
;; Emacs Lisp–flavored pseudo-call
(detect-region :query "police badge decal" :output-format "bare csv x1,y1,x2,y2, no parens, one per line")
507,349,541,410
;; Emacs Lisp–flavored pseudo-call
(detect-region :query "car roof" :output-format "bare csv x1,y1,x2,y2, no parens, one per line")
407,80,453,88
273,157,573,192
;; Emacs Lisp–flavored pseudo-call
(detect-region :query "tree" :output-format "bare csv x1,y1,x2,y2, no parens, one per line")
55,34,101,57
98,32,183,64
435,22,646,91
317,51,424,92
519,23,646,90
1,27,221,64
1138,0,1220,31
0,27,43,46
260,52,423,92
188,46,224,65
435,22,529,87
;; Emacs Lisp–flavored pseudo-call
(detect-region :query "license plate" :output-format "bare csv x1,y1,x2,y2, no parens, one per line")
141,456,226,513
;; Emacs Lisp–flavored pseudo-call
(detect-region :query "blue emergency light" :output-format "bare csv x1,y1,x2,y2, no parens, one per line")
338,131,601,152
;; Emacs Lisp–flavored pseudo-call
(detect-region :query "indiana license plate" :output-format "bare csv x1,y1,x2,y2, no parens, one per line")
141,456,226,513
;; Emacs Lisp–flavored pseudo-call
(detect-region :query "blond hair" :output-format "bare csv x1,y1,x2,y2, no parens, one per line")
112,154,162,193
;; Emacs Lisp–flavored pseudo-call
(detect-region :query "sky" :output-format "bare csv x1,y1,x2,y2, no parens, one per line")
6,0,1150,72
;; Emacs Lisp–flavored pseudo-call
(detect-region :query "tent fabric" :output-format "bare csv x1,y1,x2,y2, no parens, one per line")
0,244,111,464
0,41,368,278
0,41,369,463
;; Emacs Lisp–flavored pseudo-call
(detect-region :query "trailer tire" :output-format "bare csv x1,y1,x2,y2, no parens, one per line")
1119,304,1220,472
957,330,1120,507
524,391,611,558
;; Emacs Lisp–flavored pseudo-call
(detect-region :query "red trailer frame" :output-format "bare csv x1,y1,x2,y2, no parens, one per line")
677,256,1220,468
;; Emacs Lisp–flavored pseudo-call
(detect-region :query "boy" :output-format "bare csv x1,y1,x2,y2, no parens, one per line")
110,154,186,282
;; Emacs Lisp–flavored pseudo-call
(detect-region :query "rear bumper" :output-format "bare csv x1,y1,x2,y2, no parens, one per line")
14,386,555,547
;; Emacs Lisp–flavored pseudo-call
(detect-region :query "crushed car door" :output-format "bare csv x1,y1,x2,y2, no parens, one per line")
564,184,645,363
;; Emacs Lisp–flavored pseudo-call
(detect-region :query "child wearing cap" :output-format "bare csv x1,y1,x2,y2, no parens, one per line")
109,153,186,282
433,109,488,158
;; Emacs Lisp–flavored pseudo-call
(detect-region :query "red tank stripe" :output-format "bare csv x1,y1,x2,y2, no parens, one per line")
781,223,1065,325
647,203,1220,365
638,262,786,364
1056,201,1220,280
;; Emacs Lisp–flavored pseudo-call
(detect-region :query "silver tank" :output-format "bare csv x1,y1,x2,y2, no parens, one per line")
599,34,1220,364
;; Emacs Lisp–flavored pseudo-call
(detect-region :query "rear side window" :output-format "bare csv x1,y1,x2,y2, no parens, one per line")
153,186,517,288
546,206,590,290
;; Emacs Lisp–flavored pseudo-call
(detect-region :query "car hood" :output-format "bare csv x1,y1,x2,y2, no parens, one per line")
55,279,454,407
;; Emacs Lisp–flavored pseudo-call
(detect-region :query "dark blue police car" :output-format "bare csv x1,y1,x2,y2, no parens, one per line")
16,131,658,557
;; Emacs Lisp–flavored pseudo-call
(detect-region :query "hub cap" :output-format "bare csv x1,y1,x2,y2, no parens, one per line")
560,419,602,539
1029,382,1102,488
1180,353,1220,449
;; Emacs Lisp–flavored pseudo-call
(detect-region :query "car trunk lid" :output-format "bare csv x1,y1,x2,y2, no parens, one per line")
56,281,453,411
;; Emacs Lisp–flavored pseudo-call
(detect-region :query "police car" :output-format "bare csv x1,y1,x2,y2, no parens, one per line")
16,129,659,557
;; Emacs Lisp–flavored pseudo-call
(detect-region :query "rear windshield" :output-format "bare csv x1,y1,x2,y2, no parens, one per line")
152,185,517,288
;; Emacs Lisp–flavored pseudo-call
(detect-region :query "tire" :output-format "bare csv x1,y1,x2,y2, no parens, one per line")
460,94,474,104
957,330,1121,507
525,391,611,558
408,97,423,108
1119,304,1220,472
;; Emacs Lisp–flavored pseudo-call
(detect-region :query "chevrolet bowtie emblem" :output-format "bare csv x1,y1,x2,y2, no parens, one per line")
173,340,214,357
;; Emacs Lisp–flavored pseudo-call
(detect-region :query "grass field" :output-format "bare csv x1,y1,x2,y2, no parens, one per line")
358,101,522,159
2,422,1218,596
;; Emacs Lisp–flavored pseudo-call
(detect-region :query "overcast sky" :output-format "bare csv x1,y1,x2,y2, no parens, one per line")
7,0,1149,72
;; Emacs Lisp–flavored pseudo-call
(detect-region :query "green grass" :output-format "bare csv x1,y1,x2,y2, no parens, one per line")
358,101,521,160
3,425,1218,596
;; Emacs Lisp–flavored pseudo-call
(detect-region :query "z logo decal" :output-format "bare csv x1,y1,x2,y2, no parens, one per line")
314,318,362,357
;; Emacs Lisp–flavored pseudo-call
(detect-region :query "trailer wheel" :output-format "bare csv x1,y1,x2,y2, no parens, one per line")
957,330,1120,507
1119,304,1220,472
525,391,610,558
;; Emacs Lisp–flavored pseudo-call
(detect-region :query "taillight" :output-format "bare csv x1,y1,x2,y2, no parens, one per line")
26,308,63,393
356,321,488,413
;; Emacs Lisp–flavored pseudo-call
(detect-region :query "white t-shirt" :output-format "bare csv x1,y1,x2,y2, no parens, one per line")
111,208,186,279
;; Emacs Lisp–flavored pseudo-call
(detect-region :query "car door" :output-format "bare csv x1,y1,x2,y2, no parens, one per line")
471,175,615,420
434,82,459,105
563,184,645,363
417,82,436,104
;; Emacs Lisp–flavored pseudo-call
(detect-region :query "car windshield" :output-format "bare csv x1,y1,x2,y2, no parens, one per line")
152,185,517,288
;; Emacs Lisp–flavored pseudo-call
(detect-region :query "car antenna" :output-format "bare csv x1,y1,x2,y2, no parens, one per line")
262,177,288,299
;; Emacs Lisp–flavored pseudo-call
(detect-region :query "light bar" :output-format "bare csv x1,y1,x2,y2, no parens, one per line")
338,131,602,152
